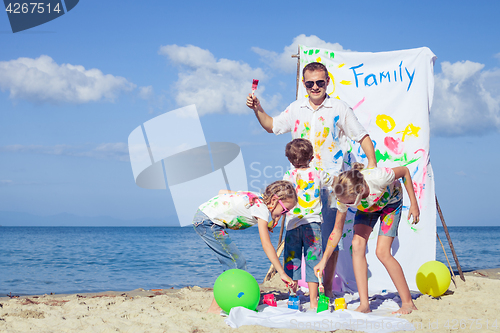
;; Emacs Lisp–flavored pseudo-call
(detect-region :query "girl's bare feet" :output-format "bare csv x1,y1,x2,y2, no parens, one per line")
207,298,222,314
392,303,417,314
355,304,371,313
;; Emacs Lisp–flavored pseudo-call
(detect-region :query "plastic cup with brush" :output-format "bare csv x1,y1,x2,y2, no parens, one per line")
316,271,330,313
287,286,300,310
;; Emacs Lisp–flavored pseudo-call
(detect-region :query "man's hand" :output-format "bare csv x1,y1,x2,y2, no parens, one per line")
360,135,377,168
247,94,273,133
246,93,260,111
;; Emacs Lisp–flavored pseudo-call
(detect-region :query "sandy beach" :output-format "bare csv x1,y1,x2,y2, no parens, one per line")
1,269,499,333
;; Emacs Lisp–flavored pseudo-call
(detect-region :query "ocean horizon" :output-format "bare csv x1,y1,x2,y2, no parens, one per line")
1,226,499,296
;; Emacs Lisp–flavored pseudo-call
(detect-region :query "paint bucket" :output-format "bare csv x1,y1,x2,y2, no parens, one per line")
317,294,330,313
263,293,277,307
288,294,300,310
334,297,346,311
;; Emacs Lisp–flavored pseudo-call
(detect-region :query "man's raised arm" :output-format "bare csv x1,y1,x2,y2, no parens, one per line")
246,94,273,133
342,106,377,169
359,134,377,168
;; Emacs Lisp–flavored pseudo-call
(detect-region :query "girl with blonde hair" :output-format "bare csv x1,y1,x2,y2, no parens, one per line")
193,180,297,313
315,163,420,314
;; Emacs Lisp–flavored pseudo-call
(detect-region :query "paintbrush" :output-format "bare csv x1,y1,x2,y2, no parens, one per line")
316,271,331,313
251,79,259,95
317,271,325,296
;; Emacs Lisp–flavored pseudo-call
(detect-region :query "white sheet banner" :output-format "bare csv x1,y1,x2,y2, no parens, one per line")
298,45,437,292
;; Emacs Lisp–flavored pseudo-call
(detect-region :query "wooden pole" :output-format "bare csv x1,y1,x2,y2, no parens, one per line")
264,241,285,282
436,195,465,282
277,214,286,246
436,232,457,288
292,45,300,100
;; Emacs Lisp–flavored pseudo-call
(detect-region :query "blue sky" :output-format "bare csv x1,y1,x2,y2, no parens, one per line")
1,0,499,226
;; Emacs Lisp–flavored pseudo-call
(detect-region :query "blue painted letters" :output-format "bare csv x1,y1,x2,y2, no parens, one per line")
349,61,416,91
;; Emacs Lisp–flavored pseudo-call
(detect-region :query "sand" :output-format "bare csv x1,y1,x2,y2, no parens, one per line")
1,270,499,333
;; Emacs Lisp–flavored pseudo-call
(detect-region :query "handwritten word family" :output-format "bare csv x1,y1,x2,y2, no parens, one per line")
350,61,416,92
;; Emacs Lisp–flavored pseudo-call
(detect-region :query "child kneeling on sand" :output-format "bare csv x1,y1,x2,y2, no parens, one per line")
193,180,297,313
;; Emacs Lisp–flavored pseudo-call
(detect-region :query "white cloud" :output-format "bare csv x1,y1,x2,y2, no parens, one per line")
138,86,153,100
0,55,136,104
495,53,500,60
0,143,129,161
158,44,279,115
0,180,13,186
252,34,346,73
89,143,129,161
431,60,500,136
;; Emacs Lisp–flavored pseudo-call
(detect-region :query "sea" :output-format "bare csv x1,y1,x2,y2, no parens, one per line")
1,226,499,296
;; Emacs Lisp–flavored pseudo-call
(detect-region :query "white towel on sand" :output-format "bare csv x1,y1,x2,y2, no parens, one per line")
225,293,418,332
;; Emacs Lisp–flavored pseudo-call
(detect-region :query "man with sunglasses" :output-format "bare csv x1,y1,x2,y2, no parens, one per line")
246,62,377,298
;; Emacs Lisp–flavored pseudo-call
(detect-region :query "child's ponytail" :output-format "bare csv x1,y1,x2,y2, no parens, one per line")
351,162,365,171
262,180,297,205
332,163,366,201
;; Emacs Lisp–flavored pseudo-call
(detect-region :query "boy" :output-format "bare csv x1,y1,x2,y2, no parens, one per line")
282,138,334,309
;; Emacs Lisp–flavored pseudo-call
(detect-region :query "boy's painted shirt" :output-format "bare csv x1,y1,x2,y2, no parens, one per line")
199,191,269,230
337,167,402,213
283,167,334,230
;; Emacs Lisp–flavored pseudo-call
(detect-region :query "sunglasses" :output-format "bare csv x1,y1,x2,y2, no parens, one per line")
304,80,326,89
274,195,290,215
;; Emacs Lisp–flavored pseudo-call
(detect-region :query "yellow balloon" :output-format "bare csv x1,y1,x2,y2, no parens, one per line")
415,261,451,297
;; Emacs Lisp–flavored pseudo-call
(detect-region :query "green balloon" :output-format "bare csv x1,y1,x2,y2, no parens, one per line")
213,269,260,313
